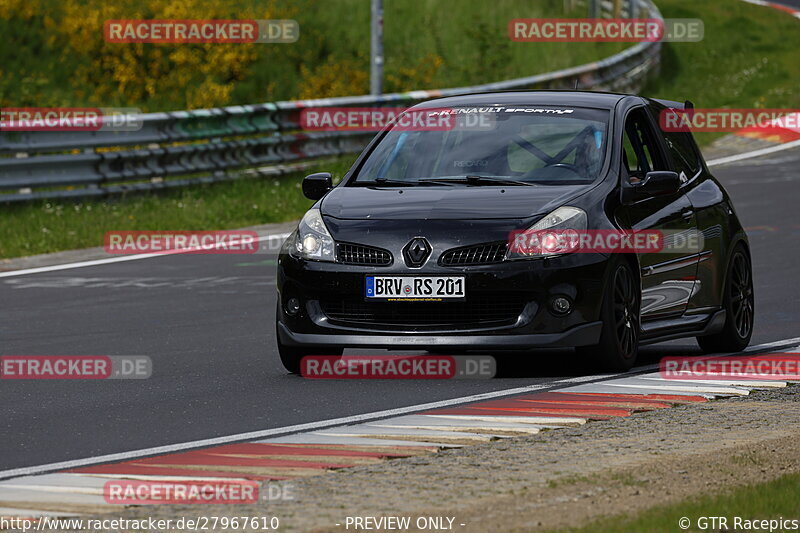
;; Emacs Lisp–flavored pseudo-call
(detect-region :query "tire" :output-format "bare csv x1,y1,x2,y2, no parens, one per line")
697,245,754,353
576,260,640,372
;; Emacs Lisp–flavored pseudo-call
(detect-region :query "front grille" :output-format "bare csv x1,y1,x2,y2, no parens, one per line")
337,243,392,266
440,242,507,266
319,295,526,330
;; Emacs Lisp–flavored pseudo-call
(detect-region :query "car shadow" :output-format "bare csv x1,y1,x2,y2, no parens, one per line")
490,343,707,378
343,342,707,379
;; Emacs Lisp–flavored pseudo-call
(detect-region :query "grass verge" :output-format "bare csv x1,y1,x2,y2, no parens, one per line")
0,158,352,259
548,471,800,533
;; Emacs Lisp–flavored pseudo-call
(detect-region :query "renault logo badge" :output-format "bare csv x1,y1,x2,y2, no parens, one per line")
403,237,431,268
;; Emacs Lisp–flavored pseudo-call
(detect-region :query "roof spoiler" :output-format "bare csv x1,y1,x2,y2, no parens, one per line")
652,98,695,110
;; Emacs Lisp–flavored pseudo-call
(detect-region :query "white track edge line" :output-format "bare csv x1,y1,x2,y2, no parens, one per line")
0,233,291,278
0,379,595,480
707,138,800,167
2,337,798,481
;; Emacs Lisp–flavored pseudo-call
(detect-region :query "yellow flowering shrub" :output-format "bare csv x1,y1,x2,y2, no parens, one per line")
1,0,294,110
386,53,444,93
1,0,443,109
297,58,370,99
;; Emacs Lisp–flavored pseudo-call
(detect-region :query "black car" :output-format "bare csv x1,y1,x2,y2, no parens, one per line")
276,91,754,372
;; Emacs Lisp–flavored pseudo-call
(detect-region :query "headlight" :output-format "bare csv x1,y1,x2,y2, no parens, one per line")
506,206,587,259
293,208,335,262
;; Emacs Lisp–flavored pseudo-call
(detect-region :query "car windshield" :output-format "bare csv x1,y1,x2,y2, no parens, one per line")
352,106,609,186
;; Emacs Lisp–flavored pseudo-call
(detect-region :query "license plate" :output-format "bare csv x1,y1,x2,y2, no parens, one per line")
365,276,465,300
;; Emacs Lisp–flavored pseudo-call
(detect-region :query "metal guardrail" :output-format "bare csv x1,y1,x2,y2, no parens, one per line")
0,0,661,203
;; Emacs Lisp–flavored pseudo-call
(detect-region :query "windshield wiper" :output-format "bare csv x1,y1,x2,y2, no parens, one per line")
354,178,418,187
356,176,466,187
356,175,537,187
418,175,537,187
405,178,461,186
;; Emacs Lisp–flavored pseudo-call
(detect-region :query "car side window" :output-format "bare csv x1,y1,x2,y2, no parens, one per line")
662,131,701,180
622,108,666,184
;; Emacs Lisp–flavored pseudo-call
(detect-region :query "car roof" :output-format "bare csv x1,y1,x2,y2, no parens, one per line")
411,90,637,110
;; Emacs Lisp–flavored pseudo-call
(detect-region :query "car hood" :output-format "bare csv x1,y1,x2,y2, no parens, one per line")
321,185,591,220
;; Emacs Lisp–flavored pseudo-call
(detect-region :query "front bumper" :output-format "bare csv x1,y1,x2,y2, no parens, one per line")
277,246,611,349
277,320,603,349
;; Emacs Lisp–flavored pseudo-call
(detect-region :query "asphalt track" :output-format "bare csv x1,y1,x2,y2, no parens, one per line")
1,144,798,473
743,0,800,13
765,0,800,10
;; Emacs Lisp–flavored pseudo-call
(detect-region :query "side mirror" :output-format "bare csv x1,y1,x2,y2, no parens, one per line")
639,171,682,196
624,171,681,203
302,172,333,200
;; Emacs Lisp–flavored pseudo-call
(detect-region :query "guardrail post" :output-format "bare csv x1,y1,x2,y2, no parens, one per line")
639,0,649,19
370,0,384,95
588,0,601,18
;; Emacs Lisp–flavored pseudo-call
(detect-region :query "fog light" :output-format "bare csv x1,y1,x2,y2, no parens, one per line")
551,296,572,315
286,298,301,316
